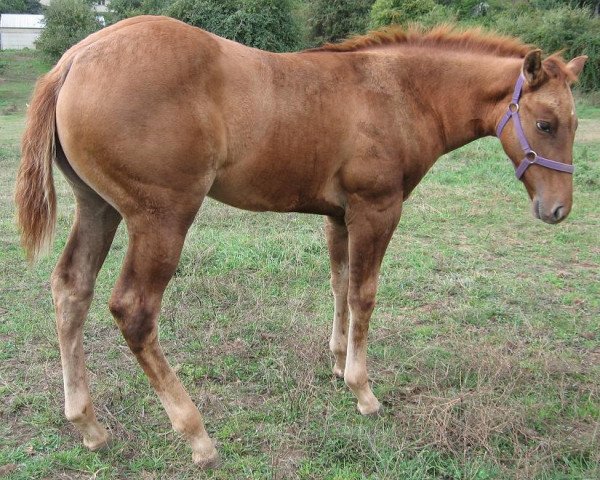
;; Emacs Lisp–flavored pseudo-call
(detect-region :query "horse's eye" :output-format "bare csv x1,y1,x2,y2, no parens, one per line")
536,121,553,134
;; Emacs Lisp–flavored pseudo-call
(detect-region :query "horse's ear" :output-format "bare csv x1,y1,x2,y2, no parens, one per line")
566,55,588,78
522,49,546,87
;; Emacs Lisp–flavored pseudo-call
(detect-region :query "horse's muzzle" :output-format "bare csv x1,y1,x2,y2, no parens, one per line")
533,198,568,224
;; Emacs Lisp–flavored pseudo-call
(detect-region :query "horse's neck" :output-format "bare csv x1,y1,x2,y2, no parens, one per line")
401,52,522,154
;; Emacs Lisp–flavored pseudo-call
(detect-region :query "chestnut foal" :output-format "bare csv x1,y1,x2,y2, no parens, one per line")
15,16,586,467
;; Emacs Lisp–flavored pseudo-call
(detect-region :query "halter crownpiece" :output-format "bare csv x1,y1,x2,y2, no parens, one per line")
496,74,575,180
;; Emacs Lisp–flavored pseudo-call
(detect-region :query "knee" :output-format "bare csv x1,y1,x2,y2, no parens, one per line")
330,277,349,297
330,264,349,287
109,290,157,352
348,281,377,313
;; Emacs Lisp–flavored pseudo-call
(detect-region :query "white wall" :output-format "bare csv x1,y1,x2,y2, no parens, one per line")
0,30,42,50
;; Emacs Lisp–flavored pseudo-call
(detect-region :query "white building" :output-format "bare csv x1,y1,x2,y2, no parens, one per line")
0,14,44,50
0,0,109,51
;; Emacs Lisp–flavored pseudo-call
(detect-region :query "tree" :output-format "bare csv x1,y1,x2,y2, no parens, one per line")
370,0,455,28
0,0,42,14
36,0,101,60
167,0,302,52
307,0,375,46
108,0,171,22
493,3,600,92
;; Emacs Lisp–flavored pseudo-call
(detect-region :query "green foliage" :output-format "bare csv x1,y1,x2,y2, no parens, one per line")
370,0,455,28
167,0,302,52
35,0,101,60
108,0,171,21
367,1,599,91
441,0,504,19
93,0,600,91
306,0,375,46
493,4,600,92
0,0,41,14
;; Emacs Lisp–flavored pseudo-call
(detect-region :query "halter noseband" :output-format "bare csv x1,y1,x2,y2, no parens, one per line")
496,74,574,180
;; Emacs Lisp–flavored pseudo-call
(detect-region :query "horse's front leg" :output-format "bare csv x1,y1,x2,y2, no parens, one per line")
344,195,402,415
325,216,349,378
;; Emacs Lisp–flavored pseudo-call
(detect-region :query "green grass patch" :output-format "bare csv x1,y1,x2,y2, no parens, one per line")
0,50,52,115
1,54,599,479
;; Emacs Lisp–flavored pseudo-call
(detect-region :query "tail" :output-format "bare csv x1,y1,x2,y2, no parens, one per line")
15,67,66,262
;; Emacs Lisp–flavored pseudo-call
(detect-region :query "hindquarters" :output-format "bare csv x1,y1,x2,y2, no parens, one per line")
14,16,196,262
54,17,226,223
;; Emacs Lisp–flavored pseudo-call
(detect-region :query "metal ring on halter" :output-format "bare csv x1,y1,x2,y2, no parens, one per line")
525,151,537,162
509,102,519,113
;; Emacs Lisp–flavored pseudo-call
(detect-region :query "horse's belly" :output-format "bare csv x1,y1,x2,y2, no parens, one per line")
208,167,344,217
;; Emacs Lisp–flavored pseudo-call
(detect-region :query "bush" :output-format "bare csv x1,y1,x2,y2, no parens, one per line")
36,0,101,60
492,5,600,92
108,0,171,22
0,0,41,13
370,0,456,29
367,0,599,92
167,0,302,52
307,0,375,46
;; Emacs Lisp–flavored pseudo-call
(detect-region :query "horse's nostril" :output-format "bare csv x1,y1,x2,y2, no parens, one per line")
552,205,565,221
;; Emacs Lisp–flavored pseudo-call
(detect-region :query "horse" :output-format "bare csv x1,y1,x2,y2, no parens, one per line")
15,16,586,467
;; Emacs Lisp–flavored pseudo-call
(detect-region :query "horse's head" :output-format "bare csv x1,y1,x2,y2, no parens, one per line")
497,50,587,224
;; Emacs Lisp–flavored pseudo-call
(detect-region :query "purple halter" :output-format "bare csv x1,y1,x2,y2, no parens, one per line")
496,74,574,180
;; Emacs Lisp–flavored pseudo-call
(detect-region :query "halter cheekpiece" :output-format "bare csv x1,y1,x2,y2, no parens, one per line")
496,74,574,180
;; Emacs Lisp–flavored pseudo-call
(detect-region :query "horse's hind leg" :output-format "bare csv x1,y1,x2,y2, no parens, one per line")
52,191,121,449
325,216,349,378
109,215,218,467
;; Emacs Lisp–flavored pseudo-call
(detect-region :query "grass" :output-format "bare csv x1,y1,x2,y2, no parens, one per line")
1,49,599,479
0,50,51,115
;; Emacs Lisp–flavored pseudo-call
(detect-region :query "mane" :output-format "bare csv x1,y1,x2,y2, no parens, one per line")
309,25,576,81
311,25,532,57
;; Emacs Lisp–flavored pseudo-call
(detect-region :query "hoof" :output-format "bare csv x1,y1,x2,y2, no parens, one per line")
193,447,220,469
357,399,381,416
83,430,111,451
